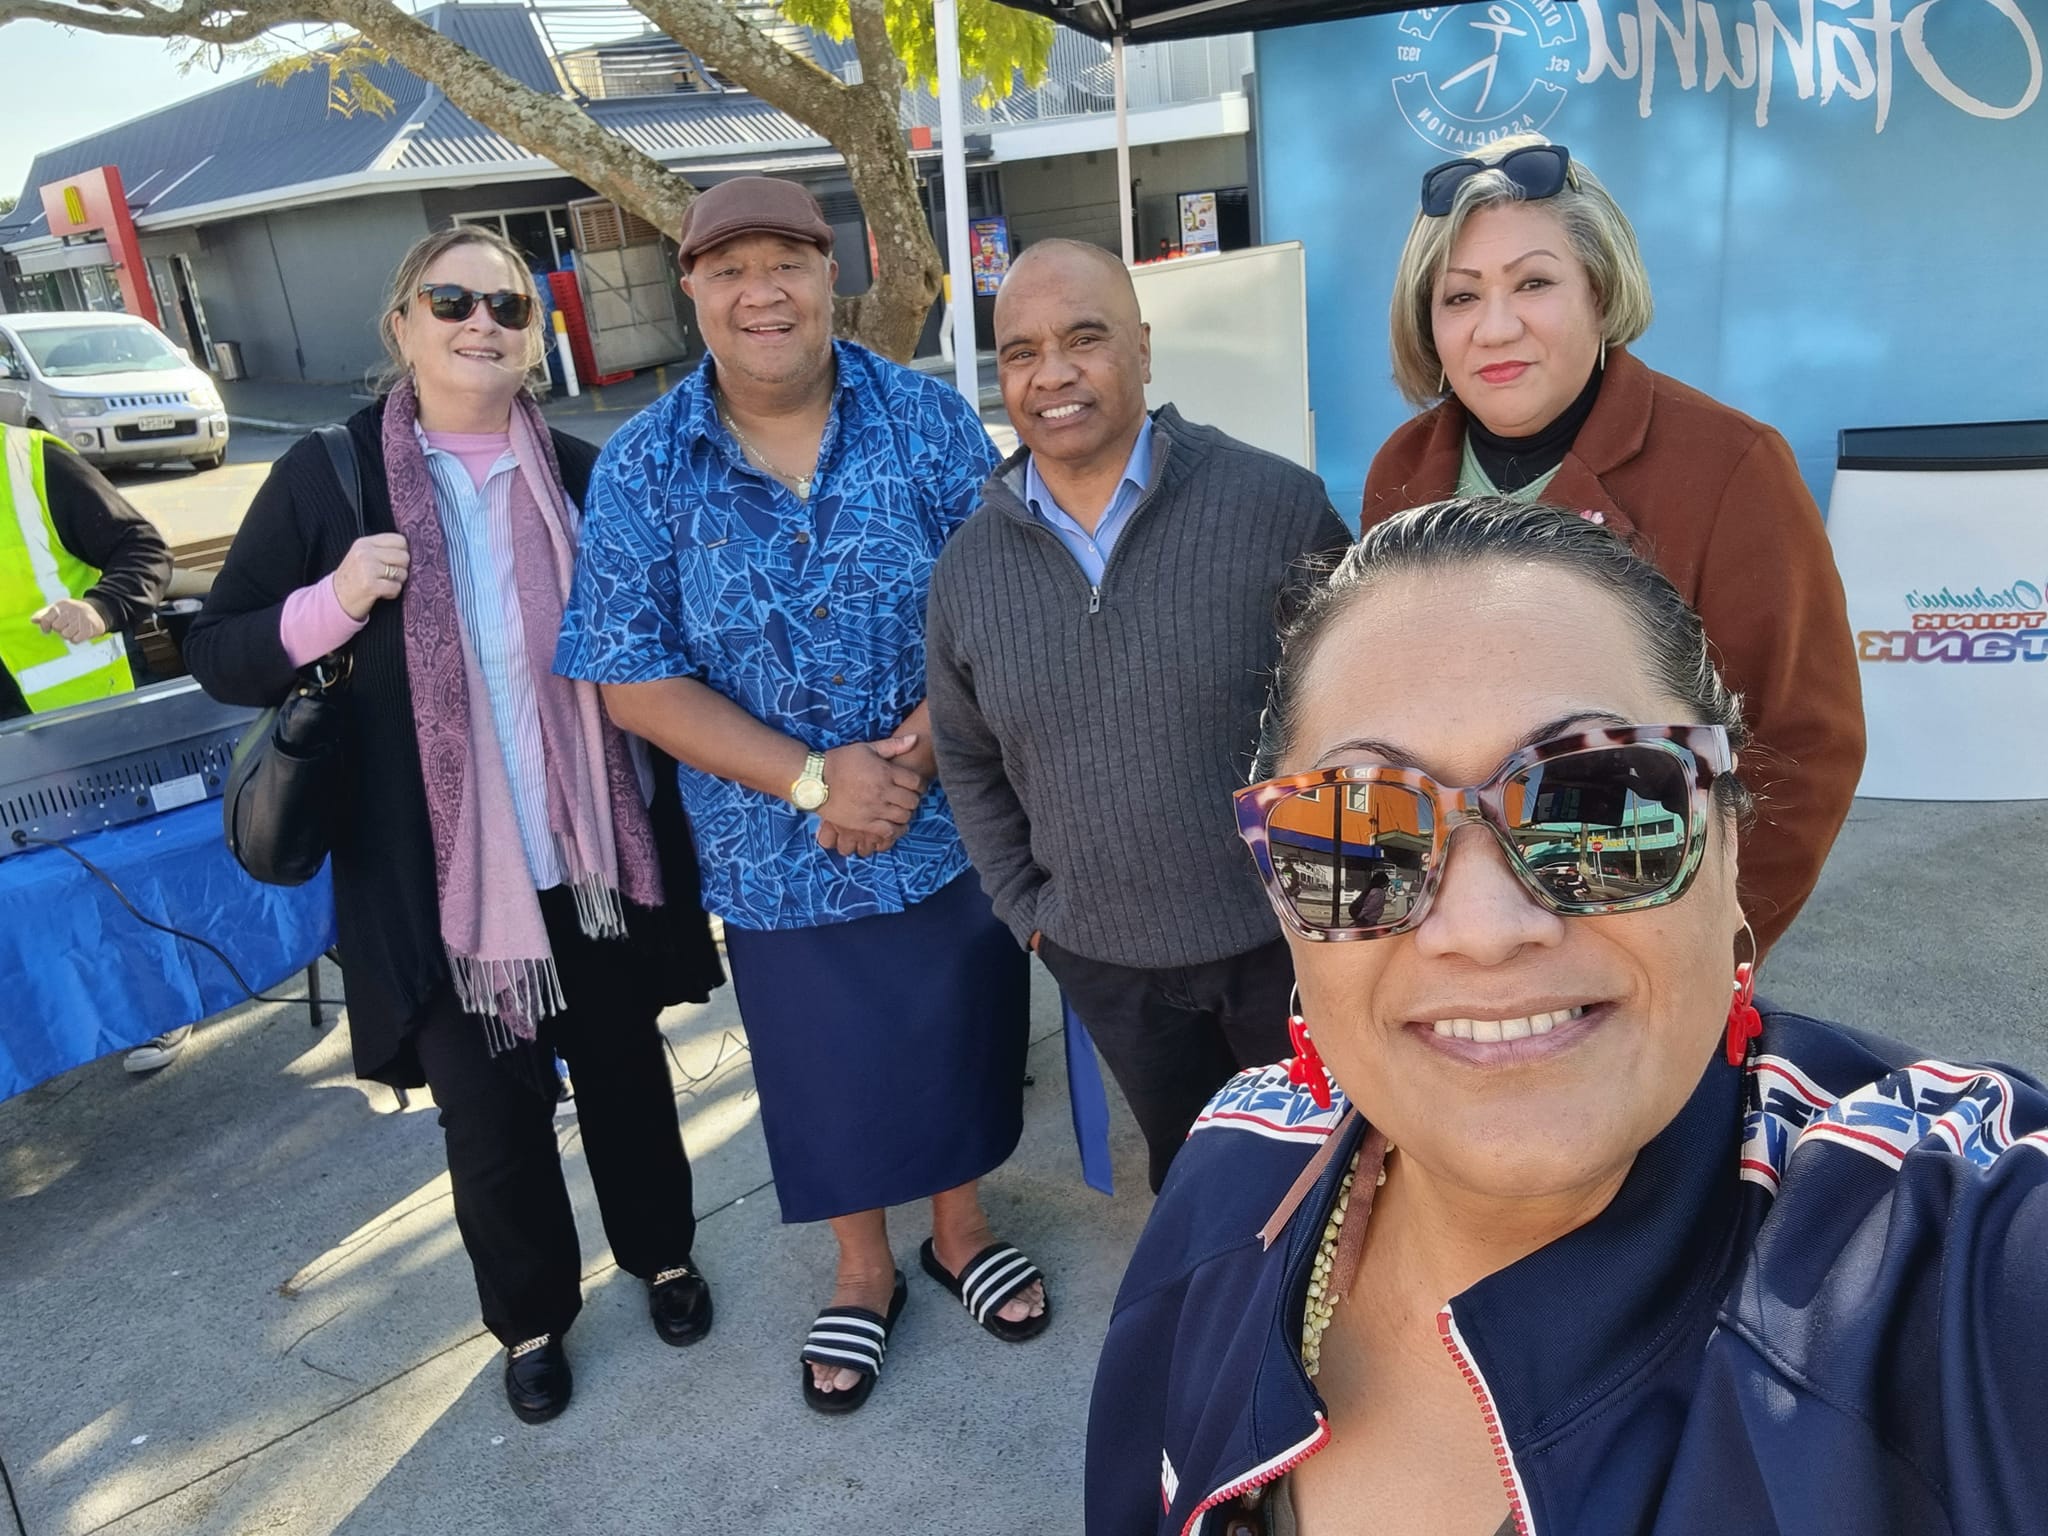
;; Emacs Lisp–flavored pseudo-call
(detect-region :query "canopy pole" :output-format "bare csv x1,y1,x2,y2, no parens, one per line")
936,0,979,406
1114,34,1135,264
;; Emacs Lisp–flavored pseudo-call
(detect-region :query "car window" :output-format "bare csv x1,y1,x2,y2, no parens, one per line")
19,323,184,378
0,333,19,372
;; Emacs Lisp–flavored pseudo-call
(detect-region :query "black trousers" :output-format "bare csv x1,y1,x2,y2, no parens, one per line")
411,886,697,1347
1037,934,1295,1194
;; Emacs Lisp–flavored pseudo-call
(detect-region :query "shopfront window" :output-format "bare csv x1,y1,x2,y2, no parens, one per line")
458,207,573,272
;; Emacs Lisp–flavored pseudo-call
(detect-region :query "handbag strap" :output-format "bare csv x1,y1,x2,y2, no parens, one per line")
312,422,366,542
303,422,366,689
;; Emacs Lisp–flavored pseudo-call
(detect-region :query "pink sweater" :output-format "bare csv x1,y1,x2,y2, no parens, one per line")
278,429,510,667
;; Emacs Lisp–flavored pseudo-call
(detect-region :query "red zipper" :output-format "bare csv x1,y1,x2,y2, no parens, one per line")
1178,1415,1330,1536
1438,1307,1536,1536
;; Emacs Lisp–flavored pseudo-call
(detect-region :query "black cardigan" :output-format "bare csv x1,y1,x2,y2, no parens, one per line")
183,398,723,1086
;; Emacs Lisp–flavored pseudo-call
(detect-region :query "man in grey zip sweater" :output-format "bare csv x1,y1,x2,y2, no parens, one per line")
926,240,1352,1192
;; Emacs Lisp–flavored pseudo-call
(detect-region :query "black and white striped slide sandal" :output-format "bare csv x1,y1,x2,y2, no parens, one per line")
799,1270,907,1415
918,1238,1051,1343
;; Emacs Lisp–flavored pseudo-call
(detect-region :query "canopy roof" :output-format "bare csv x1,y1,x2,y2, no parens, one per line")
987,0,1464,43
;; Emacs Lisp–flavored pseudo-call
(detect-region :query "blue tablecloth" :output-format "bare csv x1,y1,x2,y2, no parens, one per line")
0,801,335,1099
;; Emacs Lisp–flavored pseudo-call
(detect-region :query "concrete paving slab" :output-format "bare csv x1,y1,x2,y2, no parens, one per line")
1,956,1142,1536
1761,798,2048,1070
2,801,2039,1535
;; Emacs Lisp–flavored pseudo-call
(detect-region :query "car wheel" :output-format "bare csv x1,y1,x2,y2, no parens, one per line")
195,451,226,471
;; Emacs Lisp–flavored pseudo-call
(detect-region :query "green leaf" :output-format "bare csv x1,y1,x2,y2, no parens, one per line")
257,37,399,120
773,0,1053,102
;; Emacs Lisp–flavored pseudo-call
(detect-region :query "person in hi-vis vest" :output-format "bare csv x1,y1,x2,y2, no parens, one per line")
0,423,171,721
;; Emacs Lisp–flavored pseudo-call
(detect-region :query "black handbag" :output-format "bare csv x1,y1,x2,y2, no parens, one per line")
223,424,365,887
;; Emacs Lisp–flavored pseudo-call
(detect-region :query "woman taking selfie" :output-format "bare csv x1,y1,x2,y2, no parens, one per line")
185,227,723,1426
1086,500,2047,1535
1363,136,1863,955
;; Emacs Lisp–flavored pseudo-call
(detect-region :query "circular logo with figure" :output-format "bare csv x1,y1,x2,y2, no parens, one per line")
1391,3,1581,152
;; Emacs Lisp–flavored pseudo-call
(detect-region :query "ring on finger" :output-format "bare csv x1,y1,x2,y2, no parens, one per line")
381,563,395,580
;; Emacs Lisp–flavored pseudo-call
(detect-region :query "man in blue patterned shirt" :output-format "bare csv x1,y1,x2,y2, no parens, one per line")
556,178,1051,1415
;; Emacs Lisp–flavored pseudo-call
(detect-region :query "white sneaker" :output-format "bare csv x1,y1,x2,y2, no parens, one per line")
124,1026,193,1073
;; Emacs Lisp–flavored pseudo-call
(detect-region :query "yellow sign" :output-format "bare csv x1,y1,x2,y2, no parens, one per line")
63,186,87,225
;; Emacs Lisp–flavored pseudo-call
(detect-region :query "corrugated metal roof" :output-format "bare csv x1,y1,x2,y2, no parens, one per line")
584,94,824,160
389,89,826,171
436,5,562,93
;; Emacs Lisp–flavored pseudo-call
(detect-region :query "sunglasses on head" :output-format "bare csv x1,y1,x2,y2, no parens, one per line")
414,284,534,329
1235,724,1732,942
1420,143,1574,218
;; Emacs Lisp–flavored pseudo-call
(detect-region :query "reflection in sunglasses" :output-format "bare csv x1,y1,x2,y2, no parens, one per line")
1239,728,1729,939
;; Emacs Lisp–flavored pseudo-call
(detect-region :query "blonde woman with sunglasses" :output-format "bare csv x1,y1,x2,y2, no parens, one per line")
185,227,725,1425
1087,498,2048,1536
1364,135,1863,960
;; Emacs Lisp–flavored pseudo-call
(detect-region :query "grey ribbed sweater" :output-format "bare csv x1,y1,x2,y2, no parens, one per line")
926,405,1352,969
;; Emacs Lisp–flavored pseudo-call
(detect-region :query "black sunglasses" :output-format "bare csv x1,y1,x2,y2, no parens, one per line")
1420,144,1574,218
414,284,534,329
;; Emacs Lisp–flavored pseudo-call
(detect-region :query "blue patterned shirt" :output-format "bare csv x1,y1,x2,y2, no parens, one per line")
555,341,1000,931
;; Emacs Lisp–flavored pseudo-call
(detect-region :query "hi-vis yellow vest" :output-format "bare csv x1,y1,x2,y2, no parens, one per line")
0,425,136,713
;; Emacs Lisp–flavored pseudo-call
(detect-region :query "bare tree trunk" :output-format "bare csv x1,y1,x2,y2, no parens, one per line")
832,0,943,360
628,0,942,359
326,0,695,236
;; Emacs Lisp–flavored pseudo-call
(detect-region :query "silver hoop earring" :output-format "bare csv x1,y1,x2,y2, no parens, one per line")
1599,339,1608,370
1437,368,1447,394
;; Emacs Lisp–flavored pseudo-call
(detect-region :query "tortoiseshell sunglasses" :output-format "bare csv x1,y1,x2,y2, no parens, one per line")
1234,724,1733,941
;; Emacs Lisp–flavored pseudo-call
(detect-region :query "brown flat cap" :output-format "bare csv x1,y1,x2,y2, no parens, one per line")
677,177,835,268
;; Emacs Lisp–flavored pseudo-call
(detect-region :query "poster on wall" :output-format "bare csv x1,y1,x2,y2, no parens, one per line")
1179,192,1221,255
970,217,1011,296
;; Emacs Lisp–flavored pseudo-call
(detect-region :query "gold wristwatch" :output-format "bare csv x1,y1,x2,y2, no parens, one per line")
789,750,830,811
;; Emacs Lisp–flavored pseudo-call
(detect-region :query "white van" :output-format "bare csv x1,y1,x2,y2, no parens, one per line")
0,311,230,470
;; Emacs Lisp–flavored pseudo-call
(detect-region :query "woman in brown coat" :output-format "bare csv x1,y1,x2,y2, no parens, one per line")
1362,135,1863,955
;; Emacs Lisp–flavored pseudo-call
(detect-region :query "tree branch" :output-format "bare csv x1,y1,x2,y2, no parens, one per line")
846,0,899,99
625,0,847,126
0,0,313,46
324,0,693,236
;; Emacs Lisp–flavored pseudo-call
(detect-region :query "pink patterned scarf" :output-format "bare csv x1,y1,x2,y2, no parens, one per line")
383,378,663,1047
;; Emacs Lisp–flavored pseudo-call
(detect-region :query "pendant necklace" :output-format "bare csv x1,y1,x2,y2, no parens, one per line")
718,396,820,500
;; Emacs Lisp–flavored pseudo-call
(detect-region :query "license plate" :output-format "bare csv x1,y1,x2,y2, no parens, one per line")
137,413,175,431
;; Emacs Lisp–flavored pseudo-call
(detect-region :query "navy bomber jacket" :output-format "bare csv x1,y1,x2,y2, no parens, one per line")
1086,1008,2048,1535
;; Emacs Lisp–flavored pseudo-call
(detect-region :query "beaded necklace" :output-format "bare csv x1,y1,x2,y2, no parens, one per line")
1300,1142,1390,1378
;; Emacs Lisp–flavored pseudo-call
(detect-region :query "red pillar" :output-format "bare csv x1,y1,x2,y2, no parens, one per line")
39,166,159,327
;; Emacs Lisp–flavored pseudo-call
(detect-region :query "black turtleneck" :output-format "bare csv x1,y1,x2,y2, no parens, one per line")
1467,360,1605,493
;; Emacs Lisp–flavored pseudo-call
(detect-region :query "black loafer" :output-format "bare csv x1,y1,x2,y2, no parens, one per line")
648,1262,714,1347
504,1333,572,1424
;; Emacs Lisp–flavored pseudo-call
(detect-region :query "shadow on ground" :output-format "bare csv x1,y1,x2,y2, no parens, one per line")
1,798,2041,1534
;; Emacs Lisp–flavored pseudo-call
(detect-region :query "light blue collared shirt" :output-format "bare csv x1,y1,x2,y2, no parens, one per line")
418,429,561,890
1022,417,1155,585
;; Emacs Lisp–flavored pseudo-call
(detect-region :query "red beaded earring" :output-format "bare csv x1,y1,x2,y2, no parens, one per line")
1287,987,1334,1110
1724,923,1763,1067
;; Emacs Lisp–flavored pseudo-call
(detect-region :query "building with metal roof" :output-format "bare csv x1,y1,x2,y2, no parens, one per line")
2,2,1255,384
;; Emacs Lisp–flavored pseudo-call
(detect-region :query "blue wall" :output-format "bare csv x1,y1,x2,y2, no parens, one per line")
1255,2,2047,512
